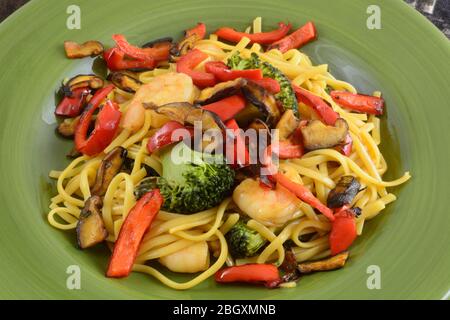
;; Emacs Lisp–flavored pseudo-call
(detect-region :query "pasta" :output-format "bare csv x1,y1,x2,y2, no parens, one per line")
49,17,410,290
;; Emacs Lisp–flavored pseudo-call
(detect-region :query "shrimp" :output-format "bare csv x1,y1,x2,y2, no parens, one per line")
122,72,199,132
159,241,210,273
233,178,302,227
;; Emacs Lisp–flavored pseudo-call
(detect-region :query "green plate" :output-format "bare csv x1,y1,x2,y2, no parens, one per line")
0,0,449,300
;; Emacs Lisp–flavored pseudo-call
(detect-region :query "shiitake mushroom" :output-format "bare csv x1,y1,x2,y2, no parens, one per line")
76,196,108,249
327,175,361,208
61,74,104,97
153,102,225,131
108,72,142,93
64,40,104,59
91,147,128,197
241,80,281,127
300,118,349,150
195,78,247,105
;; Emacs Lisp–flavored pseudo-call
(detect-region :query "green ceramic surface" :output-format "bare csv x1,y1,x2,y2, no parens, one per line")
0,0,449,299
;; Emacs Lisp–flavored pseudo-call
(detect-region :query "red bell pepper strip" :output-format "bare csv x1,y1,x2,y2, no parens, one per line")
336,134,353,156
329,207,357,255
215,264,280,285
176,49,216,88
74,85,121,156
225,119,250,167
294,85,339,125
261,141,303,177
186,22,207,39
106,190,164,278
147,121,193,153
103,48,156,71
55,87,90,117
274,172,335,221
268,21,317,53
141,42,171,62
201,95,246,122
270,140,304,159
215,22,291,45
330,91,384,115
204,61,263,82
112,34,154,62
253,77,281,94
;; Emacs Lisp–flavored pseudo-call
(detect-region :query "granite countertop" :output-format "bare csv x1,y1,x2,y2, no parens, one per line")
1,0,449,38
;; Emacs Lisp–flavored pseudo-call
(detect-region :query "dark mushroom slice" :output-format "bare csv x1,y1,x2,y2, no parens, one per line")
170,30,203,62
76,196,108,249
56,116,80,138
276,109,299,140
61,74,104,96
300,118,349,150
234,104,263,128
327,175,361,208
109,72,142,93
64,40,104,59
241,80,281,127
195,78,247,105
154,102,225,131
142,37,173,48
91,147,128,196
298,252,349,274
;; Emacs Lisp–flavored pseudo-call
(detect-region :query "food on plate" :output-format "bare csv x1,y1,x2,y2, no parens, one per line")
48,17,410,290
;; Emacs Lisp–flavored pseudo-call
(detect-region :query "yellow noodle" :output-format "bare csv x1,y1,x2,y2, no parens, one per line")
132,230,228,290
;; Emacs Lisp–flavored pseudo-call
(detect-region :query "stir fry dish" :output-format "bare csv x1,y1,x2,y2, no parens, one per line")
48,17,411,290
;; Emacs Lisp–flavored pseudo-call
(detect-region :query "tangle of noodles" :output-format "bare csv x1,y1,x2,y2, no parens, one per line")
47,17,410,290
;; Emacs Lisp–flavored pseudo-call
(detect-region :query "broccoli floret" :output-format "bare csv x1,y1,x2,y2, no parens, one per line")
227,52,251,70
135,142,234,214
226,220,267,258
227,52,298,116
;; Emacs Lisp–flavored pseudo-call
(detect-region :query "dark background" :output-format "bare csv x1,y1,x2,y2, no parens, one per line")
0,0,449,39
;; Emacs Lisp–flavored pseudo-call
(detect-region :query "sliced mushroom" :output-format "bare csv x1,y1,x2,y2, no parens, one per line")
234,104,263,128
327,176,361,208
109,72,142,93
242,80,281,127
170,31,202,62
91,147,127,196
61,74,104,96
154,102,225,131
195,78,247,105
76,196,108,249
142,37,173,48
300,118,349,150
298,252,349,274
276,109,299,140
56,116,80,138
64,40,104,59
